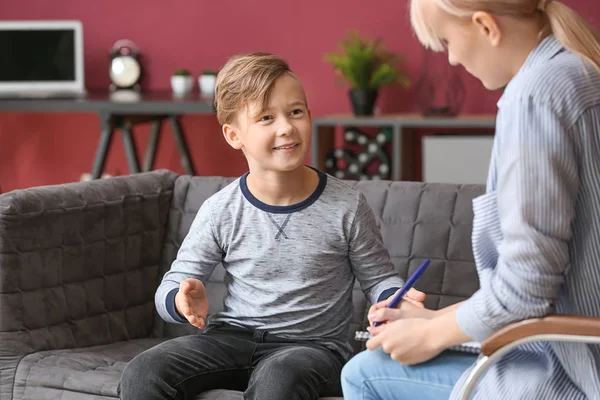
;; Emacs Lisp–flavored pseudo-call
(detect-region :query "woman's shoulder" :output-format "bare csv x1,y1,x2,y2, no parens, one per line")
501,50,600,123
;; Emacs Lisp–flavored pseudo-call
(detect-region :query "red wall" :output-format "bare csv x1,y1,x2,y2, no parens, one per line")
0,0,597,192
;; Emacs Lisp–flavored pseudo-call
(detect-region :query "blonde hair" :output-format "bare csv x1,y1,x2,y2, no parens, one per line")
214,52,296,125
410,0,600,73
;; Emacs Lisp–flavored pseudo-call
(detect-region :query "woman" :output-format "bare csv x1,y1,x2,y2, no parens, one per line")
341,0,600,398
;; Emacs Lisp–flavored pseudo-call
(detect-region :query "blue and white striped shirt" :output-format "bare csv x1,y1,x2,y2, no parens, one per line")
452,35,600,399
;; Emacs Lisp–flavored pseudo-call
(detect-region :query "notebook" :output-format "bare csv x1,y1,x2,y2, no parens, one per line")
354,330,481,355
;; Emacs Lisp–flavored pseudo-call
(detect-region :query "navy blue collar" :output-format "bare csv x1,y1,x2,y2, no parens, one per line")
240,167,327,214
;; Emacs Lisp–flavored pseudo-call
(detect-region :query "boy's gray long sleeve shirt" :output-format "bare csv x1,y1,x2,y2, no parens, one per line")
155,170,404,358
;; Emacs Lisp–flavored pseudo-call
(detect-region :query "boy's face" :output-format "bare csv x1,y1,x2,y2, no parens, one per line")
222,73,312,175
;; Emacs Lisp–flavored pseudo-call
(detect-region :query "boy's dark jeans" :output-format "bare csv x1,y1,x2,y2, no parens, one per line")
118,322,345,400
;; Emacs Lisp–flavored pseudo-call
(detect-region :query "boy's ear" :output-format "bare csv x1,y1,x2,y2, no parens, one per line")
472,11,502,47
222,123,243,150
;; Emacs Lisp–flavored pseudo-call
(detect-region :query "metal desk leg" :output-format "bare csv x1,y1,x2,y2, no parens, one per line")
143,120,163,172
121,123,140,174
169,116,196,176
91,112,115,179
392,125,402,181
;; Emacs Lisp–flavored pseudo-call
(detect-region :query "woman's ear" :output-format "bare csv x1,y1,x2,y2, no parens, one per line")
472,11,502,47
222,123,243,150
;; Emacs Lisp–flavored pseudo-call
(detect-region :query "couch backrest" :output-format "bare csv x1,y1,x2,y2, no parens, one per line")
154,175,485,351
0,170,177,358
353,180,483,308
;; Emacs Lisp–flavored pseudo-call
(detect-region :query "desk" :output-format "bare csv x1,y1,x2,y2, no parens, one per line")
311,113,497,181
0,90,215,178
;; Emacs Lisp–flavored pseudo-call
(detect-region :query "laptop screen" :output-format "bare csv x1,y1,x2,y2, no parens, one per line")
0,29,76,82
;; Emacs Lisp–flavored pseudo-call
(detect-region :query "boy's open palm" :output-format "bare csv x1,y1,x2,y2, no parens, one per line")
175,278,209,329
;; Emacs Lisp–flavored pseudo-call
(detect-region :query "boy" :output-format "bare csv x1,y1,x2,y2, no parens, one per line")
119,53,421,400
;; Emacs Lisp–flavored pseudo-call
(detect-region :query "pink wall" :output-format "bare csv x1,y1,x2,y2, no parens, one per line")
0,0,598,192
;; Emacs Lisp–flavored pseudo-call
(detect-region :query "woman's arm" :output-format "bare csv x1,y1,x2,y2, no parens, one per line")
455,98,579,342
434,300,465,316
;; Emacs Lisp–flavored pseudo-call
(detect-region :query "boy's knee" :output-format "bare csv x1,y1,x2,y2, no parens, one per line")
119,354,147,397
119,350,167,398
248,347,342,398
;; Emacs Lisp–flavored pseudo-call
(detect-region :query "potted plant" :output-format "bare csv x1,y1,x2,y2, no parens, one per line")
325,31,410,116
199,69,218,96
171,69,193,96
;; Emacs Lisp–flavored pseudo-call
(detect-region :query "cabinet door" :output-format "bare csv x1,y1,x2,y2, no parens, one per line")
422,136,493,184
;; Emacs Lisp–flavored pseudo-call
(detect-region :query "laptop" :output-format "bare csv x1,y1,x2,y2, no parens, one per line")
0,20,86,99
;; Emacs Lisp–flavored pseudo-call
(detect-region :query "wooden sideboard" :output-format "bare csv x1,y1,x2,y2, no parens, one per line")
311,113,497,181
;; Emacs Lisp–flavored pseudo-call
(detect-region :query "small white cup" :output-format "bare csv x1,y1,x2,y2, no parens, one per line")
198,74,216,96
171,75,194,95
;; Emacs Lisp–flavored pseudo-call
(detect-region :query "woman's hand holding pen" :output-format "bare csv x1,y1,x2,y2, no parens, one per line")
365,286,445,365
366,318,443,365
366,305,471,365
367,288,433,326
175,278,210,329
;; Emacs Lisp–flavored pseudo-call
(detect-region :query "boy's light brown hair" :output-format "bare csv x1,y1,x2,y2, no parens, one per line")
214,52,297,125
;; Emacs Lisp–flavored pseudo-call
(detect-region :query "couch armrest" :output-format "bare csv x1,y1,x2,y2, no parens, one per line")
0,170,177,393
481,315,600,356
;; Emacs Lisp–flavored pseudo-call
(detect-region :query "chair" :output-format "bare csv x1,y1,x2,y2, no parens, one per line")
459,315,600,399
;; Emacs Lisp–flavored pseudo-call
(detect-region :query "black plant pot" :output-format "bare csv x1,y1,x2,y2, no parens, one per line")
349,89,378,116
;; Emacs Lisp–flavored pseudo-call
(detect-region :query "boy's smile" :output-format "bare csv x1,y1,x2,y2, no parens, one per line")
273,143,300,152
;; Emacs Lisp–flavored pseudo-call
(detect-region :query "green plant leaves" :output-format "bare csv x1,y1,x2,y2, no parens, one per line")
324,31,410,90
173,69,191,76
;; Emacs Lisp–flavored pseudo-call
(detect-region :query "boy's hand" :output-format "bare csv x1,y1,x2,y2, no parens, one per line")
175,278,209,329
368,288,430,327
405,288,426,304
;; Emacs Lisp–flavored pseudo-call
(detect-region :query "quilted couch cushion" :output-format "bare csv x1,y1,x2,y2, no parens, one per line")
12,337,341,400
354,180,483,310
0,170,177,399
12,338,163,400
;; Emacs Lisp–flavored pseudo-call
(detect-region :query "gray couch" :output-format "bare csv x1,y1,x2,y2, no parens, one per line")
0,170,483,400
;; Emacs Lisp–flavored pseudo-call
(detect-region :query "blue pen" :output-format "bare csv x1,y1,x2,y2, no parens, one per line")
373,259,431,327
